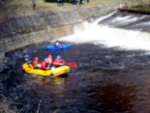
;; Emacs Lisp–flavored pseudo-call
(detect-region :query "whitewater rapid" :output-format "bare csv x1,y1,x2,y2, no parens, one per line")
53,11,150,51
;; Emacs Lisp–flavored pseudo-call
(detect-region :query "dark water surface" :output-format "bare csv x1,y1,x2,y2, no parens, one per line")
1,42,150,113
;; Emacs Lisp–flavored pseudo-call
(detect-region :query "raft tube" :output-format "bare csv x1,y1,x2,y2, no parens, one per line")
22,63,70,77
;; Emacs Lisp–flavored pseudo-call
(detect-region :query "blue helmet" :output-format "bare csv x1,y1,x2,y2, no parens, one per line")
57,55,61,59
44,58,48,61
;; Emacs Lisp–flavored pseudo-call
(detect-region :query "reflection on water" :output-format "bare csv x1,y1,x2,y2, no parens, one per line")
86,83,136,112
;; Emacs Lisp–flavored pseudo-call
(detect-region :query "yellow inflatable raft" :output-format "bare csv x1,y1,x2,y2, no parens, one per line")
22,63,70,77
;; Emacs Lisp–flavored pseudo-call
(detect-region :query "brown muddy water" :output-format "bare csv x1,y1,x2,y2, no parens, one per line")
1,42,150,113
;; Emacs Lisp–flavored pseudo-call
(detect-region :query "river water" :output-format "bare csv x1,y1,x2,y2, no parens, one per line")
1,11,150,113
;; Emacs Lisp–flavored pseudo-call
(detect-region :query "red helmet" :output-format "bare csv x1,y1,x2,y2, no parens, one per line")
48,54,52,58
34,57,38,61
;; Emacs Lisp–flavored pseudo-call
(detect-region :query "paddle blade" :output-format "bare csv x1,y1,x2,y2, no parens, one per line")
68,63,77,67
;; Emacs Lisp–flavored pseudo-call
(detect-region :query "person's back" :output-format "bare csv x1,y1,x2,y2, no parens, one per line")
53,55,66,67
41,61,47,70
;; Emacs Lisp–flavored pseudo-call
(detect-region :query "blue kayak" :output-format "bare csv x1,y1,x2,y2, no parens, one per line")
46,44,71,50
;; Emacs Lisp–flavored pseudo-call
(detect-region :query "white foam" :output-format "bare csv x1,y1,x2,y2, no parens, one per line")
53,12,150,51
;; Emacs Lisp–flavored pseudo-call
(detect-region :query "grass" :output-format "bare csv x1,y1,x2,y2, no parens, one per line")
0,0,128,19
0,0,149,20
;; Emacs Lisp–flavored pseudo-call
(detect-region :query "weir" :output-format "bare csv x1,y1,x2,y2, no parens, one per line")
60,25,150,50
58,11,150,51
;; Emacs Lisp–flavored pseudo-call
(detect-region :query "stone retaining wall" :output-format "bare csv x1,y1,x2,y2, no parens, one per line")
0,24,75,52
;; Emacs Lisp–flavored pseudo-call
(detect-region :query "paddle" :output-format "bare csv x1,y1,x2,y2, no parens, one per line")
68,62,77,67
47,63,52,69
53,62,77,67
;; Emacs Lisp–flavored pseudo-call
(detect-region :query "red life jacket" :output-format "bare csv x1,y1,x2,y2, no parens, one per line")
41,61,47,70
53,58,66,66
31,61,41,68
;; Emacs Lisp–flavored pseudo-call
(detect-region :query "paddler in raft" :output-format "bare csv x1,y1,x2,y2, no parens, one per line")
44,54,53,69
31,57,41,69
53,55,66,67
37,54,53,70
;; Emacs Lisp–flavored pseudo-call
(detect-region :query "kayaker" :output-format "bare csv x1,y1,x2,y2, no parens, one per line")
44,54,53,69
55,40,62,48
31,57,41,69
53,55,66,67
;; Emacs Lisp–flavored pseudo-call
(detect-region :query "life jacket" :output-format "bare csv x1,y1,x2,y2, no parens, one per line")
53,58,66,66
41,61,47,70
31,61,41,68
